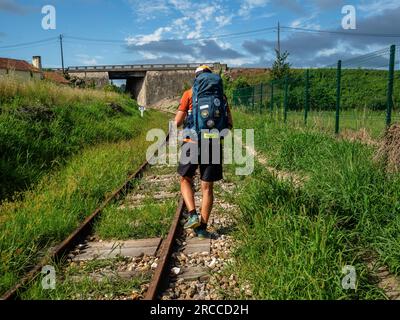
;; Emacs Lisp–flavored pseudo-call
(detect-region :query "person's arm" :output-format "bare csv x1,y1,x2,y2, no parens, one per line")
175,90,190,127
175,110,186,127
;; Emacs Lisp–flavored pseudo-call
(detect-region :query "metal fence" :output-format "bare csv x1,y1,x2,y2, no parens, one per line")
232,44,400,137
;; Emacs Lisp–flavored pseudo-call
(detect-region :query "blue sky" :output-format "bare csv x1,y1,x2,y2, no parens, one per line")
0,0,400,68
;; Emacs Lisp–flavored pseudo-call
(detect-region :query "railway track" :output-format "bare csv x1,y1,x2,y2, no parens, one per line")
1,133,240,300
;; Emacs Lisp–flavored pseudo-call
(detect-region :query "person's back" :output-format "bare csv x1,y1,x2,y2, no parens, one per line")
174,65,233,239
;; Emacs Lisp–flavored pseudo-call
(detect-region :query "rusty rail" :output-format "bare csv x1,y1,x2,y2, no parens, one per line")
144,198,185,300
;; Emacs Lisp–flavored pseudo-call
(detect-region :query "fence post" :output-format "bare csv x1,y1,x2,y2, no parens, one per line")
270,81,274,113
260,83,263,113
304,69,310,125
252,86,255,111
335,60,342,135
284,76,289,123
386,44,396,128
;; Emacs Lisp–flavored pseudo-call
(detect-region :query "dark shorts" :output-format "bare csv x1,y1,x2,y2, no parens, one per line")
177,140,223,182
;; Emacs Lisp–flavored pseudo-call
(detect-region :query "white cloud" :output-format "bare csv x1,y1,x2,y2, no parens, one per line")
316,47,340,57
290,12,320,29
239,0,270,17
223,57,258,67
127,0,170,20
168,0,191,11
216,15,233,27
315,41,386,59
358,0,400,16
187,20,203,39
139,51,160,60
125,0,248,62
75,54,103,65
125,27,172,45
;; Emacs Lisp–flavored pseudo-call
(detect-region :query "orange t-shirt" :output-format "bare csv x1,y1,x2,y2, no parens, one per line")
178,88,193,112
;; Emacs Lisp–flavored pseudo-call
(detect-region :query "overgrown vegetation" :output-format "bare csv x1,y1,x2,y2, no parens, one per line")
0,76,139,200
0,75,170,296
225,69,400,112
95,200,176,240
229,110,400,299
0,115,168,296
23,257,148,300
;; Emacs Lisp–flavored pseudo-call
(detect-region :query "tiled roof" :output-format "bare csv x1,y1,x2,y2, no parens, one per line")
0,57,41,73
43,71,69,84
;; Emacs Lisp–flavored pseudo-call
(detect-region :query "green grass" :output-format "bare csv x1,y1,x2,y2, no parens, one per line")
0,111,169,296
22,257,148,300
0,75,145,200
94,200,176,240
231,167,383,299
226,68,400,112
232,107,400,139
228,110,400,299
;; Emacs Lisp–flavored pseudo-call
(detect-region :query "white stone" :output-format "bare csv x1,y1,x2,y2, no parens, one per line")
171,267,181,275
208,257,217,269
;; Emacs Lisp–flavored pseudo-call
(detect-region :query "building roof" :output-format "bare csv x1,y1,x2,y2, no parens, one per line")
43,71,70,84
0,57,41,73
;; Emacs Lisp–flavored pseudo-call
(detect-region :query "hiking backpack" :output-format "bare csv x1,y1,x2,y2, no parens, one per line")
190,72,229,140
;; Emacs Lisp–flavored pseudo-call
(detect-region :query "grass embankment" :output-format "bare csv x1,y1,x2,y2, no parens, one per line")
234,108,398,139
229,111,399,299
224,68,400,111
0,76,146,200
0,76,170,296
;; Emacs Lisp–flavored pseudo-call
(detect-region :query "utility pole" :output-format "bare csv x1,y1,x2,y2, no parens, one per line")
277,21,281,57
59,34,65,74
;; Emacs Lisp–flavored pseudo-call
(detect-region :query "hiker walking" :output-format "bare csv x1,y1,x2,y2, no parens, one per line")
174,65,233,239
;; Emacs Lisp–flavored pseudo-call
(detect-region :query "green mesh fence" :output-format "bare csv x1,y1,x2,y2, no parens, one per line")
232,45,399,138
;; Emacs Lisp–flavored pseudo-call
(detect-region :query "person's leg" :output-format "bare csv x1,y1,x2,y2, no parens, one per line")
200,180,214,224
178,141,201,229
180,176,195,212
195,141,223,238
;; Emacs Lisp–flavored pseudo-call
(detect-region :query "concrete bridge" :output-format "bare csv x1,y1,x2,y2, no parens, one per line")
50,63,228,107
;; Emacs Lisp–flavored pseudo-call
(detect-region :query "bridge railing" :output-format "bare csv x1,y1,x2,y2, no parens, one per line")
49,63,227,72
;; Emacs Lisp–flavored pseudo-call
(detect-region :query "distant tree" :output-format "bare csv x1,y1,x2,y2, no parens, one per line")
271,49,291,80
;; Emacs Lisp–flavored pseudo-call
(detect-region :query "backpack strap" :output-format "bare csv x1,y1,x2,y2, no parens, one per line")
191,85,199,141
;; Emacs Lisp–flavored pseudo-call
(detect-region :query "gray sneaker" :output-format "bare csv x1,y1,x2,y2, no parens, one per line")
194,227,211,239
184,213,201,229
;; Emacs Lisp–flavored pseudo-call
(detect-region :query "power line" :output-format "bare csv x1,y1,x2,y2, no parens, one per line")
64,27,277,44
2,25,400,51
0,41,59,52
282,26,400,38
63,30,277,47
325,49,391,68
0,37,58,49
